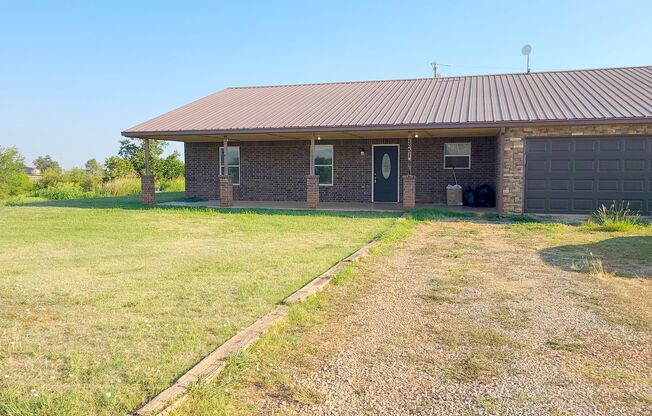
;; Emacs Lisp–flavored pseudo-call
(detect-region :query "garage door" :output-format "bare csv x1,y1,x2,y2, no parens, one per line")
524,136,652,215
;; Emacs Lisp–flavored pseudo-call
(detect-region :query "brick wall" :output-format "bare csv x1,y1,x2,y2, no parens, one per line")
185,137,497,203
184,142,219,200
496,123,652,214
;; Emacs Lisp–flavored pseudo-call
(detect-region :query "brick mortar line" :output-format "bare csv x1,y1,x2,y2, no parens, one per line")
130,222,395,416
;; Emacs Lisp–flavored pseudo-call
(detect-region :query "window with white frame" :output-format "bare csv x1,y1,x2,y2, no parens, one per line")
219,146,240,185
444,143,471,169
314,145,333,185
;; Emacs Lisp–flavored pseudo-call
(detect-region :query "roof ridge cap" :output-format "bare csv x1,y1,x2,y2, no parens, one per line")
225,65,652,90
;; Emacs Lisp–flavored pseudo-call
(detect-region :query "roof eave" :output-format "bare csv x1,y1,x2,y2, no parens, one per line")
121,117,652,139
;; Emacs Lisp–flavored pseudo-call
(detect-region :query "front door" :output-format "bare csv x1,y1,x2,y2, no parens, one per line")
373,145,399,202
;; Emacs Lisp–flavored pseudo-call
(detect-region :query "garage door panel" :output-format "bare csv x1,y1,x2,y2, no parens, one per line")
598,159,620,171
574,160,595,171
625,138,647,151
551,140,572,152
551,160,571,171
575,140,597,151
526,179,547,191
524,136,652,215
623,180,645,192
573,180,594,191
525,198,547,211
623,159,646,171
624,200,645,211
599,139,621,151
527,141,548,152
527,160,547,172
598,179,619,191
573,199,594,211
549,199,570,210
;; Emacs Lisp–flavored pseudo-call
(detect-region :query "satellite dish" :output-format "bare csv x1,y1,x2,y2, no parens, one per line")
521,44,532,73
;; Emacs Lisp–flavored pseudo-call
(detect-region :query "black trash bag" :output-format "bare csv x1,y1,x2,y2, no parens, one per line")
474,184,496,207
463,186,475,206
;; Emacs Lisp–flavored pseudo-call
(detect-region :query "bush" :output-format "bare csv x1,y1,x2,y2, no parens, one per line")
0,146,32,198
30,183,98,200
584,201,641,232
102,176,141,196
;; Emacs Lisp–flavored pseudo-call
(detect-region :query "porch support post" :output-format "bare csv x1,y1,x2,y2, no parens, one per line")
219,137,233,207
402,136,415,208
306,137,319,209
141,138,155,205
497,128,525,214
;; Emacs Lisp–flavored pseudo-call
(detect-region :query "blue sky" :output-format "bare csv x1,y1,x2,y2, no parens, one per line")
1,0,650,168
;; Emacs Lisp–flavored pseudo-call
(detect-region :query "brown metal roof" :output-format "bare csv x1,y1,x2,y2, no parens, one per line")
123,66,652,137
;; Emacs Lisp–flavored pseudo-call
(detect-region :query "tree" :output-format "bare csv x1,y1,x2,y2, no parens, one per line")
159,151,185,180
33,154,61,173
0,146,32,198
103,156,136,181
117,139,166,176
85,158,103,176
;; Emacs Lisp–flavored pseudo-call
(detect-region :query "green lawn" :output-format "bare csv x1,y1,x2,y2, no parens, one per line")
0,194,398,415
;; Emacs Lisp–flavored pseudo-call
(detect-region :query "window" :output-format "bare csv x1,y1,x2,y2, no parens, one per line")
314,144,333,185
444,143,471,169
219,146,240,185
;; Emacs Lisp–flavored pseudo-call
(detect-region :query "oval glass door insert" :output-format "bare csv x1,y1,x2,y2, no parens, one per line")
381,153,391,179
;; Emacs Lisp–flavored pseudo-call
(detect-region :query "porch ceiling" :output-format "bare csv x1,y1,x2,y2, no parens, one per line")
130,127,501,142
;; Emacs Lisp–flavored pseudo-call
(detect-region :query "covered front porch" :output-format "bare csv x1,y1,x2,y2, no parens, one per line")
138,126,503,212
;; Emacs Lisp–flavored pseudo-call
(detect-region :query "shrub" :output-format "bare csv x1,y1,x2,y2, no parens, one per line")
584,201,641,232
30,183,98,200
0,146,32,198
102,176,141,196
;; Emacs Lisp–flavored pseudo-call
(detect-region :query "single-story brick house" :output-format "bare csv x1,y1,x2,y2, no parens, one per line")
123,66,652,214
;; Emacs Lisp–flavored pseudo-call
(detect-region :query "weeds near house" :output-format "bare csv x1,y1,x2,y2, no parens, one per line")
584,201,642,232
101,176,142,196
572,253,607,277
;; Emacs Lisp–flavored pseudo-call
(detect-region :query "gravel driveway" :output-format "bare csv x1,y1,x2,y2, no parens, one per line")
260,221,652,416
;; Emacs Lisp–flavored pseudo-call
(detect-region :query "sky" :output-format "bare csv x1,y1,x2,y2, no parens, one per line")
1,0,651,169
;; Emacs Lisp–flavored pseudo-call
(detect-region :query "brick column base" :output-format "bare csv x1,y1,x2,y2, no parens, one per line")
306,175,319,209
219,176,233,207
402,175,415,209
141,174,155,205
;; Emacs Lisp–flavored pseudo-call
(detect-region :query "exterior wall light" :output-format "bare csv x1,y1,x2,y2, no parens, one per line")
360,148,365,156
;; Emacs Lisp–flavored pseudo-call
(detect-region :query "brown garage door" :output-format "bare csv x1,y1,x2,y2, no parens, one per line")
524,136,652,215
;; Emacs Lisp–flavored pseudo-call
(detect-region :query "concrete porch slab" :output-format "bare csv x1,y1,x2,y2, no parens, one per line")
158,199,497,213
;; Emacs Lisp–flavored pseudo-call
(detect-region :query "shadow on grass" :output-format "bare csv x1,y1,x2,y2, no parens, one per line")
7,194,528,222
5,193,406,219
539,236,652,278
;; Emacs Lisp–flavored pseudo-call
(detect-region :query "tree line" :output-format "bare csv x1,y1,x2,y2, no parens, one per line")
0,139,184,200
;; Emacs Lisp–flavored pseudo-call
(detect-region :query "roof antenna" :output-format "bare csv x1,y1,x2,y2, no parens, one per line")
431,61,441,78
521,44,532,74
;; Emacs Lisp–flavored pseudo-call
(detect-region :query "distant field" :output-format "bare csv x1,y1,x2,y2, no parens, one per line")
0,194,398,415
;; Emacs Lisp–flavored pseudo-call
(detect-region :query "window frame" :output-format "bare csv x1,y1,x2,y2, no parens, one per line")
313,144,334,186
443,142,471,170
219,146,241,185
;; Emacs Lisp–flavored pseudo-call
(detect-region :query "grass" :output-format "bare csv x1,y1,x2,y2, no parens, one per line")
546,340,583,352
0,193,399,415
